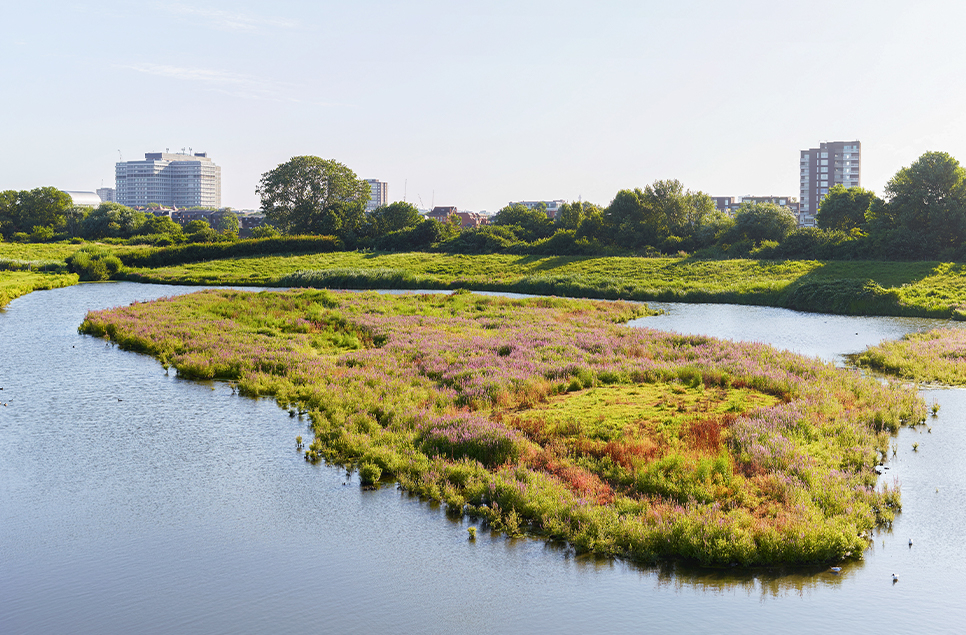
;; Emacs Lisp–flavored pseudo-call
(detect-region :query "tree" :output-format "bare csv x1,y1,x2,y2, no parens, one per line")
816,184,880,231
726,202,797,244
257,156,370,235
880,151,966,257
212,211,240,238
0,187,72,238
365,201,422,238
138,214,184,237
80,203,144,239
492,203,553,242
602,180,721,251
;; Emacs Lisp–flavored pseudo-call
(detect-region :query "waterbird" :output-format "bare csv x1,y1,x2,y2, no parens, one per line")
893,573,899,582
909,539,913,547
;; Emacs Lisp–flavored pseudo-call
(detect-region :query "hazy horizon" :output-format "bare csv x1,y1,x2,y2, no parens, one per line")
5,0,966,211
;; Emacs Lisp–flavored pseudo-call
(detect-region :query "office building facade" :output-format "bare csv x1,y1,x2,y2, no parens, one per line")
115,152,221,209
799,141,861,226
365,179,388,212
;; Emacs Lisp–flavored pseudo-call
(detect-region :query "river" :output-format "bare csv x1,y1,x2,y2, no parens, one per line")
2,283,964,634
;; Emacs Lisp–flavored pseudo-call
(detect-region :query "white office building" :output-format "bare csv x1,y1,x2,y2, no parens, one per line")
365,179,388,212
799,141,861,227
115,152,221,208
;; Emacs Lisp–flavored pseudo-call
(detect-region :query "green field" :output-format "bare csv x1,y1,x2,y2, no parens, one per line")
121,251,966,318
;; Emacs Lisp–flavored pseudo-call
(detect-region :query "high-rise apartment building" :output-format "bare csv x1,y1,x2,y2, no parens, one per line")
96,187,115,203
365,179,388,212
799,140,861,226
115,152,221,208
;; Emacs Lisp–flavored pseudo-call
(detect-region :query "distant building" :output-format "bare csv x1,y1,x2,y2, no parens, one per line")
799,140,861,227
712,195,797,217
510,199,566,220
365,179,388,212
428,206,458,222
115,151,221,209
61,191,102,207
96,187,115,203
426,206,486,228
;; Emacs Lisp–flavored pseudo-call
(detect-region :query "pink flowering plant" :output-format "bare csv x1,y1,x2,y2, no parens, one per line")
80,288,924,566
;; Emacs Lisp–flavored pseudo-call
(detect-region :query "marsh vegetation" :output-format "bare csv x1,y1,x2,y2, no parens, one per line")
80,289,925,566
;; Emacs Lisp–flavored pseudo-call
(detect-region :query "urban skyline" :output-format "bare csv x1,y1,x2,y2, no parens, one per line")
5,3,966,214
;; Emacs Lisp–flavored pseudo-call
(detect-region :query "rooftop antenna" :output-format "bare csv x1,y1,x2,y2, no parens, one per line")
432,190,434,209
117,149,122,162
404,179,407,202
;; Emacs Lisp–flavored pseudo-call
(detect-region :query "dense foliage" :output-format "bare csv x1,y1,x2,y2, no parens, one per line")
80,289,924,566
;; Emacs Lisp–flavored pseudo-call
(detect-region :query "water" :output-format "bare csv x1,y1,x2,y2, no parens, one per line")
2,284,964,633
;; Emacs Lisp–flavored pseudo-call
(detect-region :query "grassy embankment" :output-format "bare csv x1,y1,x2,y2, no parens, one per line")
119,251,966,319
0,271,79,308
80,288,924,566
852,328,966,385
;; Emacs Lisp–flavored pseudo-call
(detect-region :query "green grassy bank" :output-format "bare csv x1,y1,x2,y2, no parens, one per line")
0,271,79,308
120,251,966,318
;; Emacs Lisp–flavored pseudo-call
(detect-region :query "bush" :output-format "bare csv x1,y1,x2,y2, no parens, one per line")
359,462,383,486
250,224,280,239
65,245,124,281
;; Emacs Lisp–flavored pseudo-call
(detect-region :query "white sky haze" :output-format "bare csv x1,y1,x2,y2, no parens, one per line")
4,0,966,211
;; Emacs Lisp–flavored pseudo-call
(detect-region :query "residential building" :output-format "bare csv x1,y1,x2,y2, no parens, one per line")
115,151,221,209
510,199,566,220
96,187,115,203
365,179,388,212
426,206,487,228
428,206,458,222
799,140,861,227
712,195,797,217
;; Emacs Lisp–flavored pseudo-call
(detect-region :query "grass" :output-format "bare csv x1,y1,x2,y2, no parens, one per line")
79,288,925,566
0,271,79,308
852,328,966,385
116,250,966,318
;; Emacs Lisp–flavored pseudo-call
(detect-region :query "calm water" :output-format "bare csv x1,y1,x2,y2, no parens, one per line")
2,283,965,634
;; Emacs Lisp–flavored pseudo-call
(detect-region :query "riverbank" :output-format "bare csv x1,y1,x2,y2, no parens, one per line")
117,251,966,319
79,288,925,566
0,271,78,308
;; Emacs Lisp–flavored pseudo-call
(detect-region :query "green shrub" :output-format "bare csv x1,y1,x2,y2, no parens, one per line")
65,245,124,281
359,462,383,485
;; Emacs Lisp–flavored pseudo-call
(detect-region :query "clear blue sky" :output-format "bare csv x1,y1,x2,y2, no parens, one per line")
4,0,966,211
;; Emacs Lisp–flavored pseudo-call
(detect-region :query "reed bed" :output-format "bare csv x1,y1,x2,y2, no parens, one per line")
79,289,925,566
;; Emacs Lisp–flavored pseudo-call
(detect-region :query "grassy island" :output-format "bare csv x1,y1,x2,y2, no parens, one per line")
79,288,924,566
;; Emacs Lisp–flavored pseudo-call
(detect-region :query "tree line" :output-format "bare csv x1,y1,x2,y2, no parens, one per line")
0,188,243,245
258,151,966,261
7,150,966,262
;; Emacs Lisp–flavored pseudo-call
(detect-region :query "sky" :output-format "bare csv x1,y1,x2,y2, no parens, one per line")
4,0,966,212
